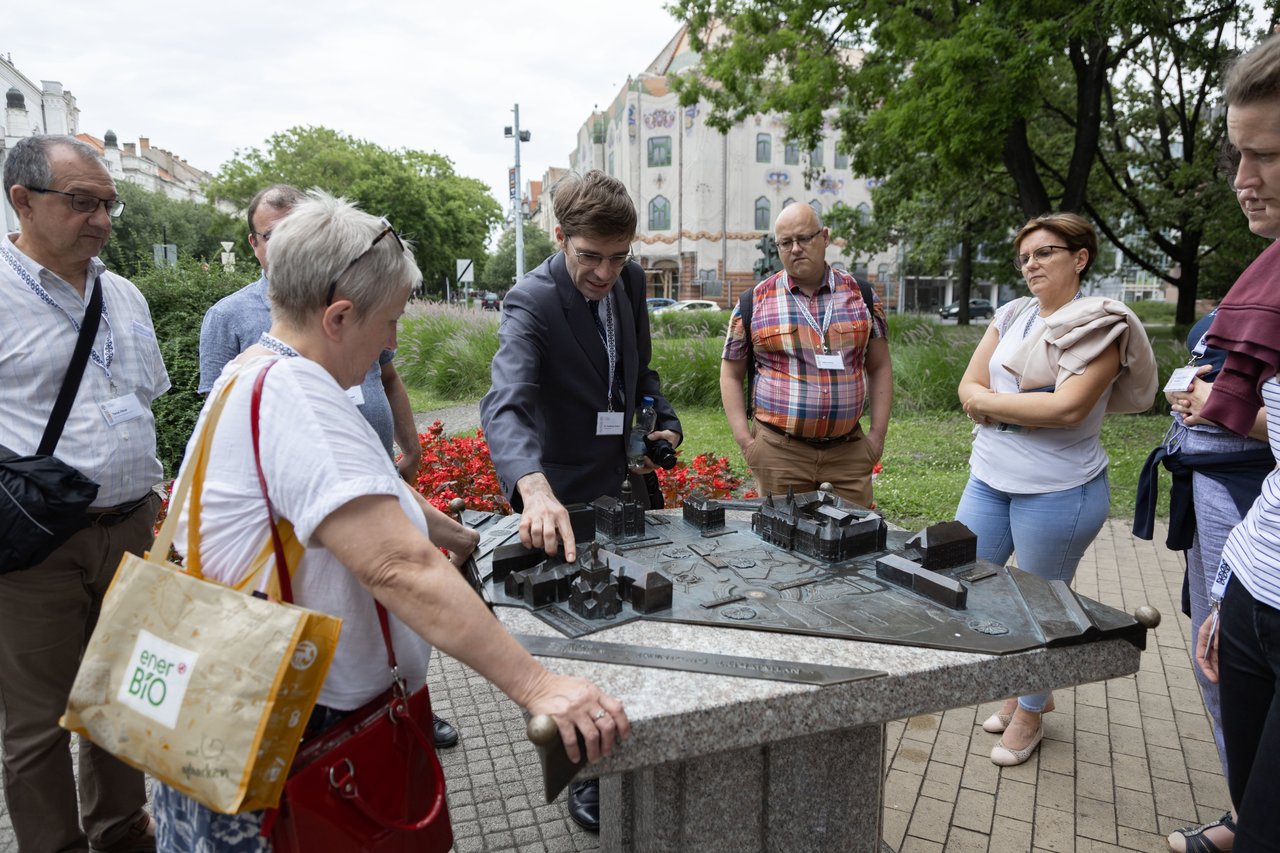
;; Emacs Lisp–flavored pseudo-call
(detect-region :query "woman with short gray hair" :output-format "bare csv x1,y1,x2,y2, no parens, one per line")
153,191,629,849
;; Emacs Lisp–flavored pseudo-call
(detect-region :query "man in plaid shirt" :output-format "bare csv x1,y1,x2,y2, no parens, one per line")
720,202,892,507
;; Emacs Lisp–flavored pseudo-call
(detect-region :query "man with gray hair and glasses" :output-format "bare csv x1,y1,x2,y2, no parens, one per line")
0,134,168,851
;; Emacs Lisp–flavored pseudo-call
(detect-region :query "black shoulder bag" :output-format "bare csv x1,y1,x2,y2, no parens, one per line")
0,278,104,573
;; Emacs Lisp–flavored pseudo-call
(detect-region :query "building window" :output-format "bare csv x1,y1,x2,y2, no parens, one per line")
809,199,823,215
650,196,671,230
648,136,672,167
857,202,871,225
834,149,849,170
754,196,771,230
784,141,800,165
784,197,797,209
810,142,823,168
699,268,723,297
756,133,771,163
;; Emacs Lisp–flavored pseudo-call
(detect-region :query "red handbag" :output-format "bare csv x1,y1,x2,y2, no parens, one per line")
266,604,453,852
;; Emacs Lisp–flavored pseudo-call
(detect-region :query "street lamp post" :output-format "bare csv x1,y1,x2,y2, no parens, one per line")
504,105,532,279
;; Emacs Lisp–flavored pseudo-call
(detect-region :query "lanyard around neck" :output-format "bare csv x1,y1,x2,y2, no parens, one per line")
783,267,837,354
590,295,618,411
2,243,114,376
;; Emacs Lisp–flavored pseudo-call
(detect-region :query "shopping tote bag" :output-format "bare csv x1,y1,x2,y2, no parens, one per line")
61,362,343,813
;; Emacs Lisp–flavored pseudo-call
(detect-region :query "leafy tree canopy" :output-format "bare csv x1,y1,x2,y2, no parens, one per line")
480,222,557,290
672,0,1279,323
101,182,241,279
207,126,503,297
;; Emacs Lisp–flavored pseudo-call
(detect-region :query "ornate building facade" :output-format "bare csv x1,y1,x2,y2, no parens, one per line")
537,27,898,305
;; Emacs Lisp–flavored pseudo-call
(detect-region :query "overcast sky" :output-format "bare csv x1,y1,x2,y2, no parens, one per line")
4,0,685,218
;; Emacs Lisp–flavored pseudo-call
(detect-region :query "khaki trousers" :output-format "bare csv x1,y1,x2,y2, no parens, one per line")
0,493,160,852
745,422,875,508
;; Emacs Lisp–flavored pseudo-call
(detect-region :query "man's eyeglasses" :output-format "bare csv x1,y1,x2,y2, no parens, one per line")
566,238,633,270
1013,245,1070,270
29,187,124,218
776,230,823,252
326,218,404,305
250,228,274,243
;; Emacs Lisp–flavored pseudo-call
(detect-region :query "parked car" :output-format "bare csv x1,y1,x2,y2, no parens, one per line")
646,297,677,312
480,291,502,311
939,298,995,320
655,299,722,314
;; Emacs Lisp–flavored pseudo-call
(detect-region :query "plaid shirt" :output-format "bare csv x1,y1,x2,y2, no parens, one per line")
722,267,887,439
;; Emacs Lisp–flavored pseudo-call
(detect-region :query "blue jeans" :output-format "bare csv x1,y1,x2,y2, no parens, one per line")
956,471,1111,712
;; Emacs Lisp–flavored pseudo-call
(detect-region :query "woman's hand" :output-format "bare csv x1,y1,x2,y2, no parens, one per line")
963,390,998,426
1169,364,1215,425
1195,606,1221,684
521,672,631,763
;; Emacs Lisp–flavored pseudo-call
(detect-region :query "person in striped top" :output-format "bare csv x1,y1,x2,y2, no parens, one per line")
1195,32,1280,853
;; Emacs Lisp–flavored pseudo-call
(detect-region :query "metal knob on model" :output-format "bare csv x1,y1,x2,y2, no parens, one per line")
527,714,558,745
1133,605,1161,629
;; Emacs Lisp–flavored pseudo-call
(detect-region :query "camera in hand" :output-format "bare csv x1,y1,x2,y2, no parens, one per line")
645,437,678,470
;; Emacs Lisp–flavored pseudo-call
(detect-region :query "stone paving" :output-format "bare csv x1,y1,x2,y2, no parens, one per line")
0,518,1229,851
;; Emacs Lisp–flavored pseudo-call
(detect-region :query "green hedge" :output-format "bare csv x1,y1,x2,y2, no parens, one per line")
396,303,1179,418
396,303,500,400
650,309,730,339
132,262,250,476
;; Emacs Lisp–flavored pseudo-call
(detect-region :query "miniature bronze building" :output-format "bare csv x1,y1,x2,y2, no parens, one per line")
752,487,887,562
569,544,623,619
593,481,645,539
904,520,977,571
682,493,725,531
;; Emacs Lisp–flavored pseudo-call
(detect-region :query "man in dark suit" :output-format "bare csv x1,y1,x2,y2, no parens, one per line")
479,170,681,831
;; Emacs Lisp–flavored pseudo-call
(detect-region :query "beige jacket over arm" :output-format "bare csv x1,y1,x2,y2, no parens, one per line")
1002,296,1158,414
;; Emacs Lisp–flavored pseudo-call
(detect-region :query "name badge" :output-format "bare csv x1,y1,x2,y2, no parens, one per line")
815,353,844,370
1163,366,1199,393
346,385,366,406
99,392,145,426
596,411,624,435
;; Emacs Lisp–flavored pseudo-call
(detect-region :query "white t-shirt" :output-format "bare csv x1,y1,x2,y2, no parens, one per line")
968,300,1111,494
173,355,432,710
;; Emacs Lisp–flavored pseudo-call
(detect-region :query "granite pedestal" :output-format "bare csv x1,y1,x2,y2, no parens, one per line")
500,609,1142,852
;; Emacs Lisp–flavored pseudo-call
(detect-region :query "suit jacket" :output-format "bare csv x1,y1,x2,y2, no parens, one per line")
480,253,681,509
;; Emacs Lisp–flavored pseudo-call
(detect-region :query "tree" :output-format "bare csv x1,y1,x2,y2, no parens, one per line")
672,0,1277,323
480,222,557,291
101,182,241,279
208,127,503,297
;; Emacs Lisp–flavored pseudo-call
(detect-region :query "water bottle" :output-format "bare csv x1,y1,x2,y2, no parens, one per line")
627,396,657,468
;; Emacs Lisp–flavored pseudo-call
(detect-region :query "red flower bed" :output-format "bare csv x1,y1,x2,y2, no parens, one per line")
409,421,512,514
653,453,744,507
405,423,752,512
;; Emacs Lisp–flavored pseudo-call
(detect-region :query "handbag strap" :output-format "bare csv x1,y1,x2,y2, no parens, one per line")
375,602,401,676
250,361,295,604
38,277,102,456
150,357,293,601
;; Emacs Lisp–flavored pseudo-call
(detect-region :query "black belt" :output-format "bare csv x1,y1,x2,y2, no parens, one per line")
86,494,153,527
757,419,859,447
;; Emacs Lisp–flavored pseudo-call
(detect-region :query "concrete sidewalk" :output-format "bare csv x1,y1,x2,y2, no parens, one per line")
0,519,1223,851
